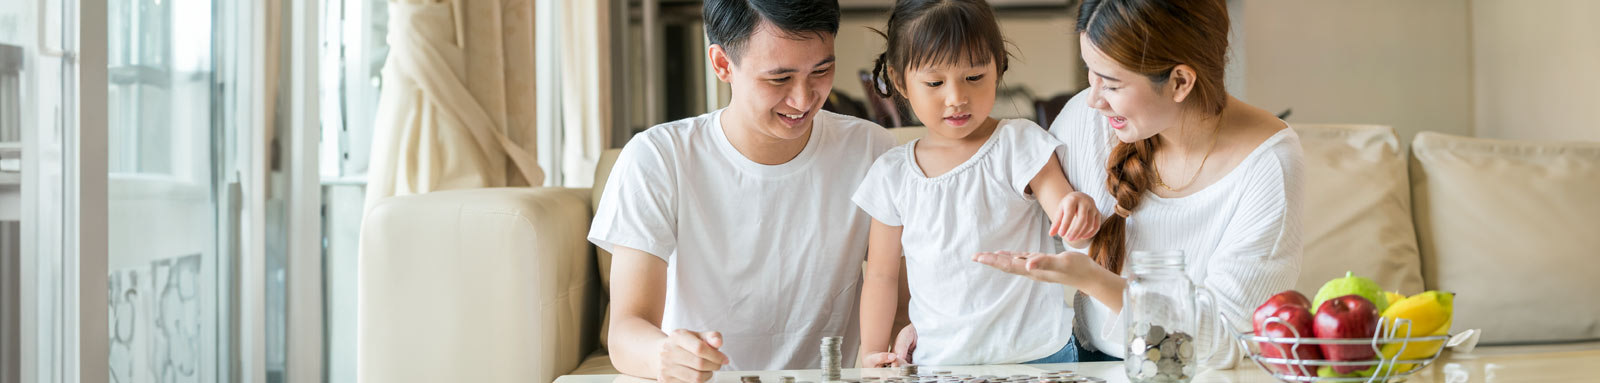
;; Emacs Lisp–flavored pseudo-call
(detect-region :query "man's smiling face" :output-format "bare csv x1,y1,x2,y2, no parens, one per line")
712,21,837,142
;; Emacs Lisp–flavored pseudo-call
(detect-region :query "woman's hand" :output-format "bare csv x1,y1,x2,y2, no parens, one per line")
1051,192,1102,243
973,250,1127,312
972,251,1098,286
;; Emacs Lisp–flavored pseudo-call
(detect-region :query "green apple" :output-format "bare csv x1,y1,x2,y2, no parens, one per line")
1312,271,1389,314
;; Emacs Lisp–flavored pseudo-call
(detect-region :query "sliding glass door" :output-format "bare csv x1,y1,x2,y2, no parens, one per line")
105,0,228,381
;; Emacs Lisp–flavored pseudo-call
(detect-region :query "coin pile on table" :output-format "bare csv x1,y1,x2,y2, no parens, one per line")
748,375,802,383
1127,322,1196,383
821,336,844,382
877,369,1104,383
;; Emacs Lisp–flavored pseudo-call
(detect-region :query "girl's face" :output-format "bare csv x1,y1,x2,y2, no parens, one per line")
900,59,999,141
1079,33,1186,143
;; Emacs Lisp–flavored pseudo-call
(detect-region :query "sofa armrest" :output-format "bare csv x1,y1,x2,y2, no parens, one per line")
359,187,600,383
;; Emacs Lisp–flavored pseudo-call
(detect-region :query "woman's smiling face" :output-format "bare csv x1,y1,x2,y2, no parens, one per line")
1079,33,1188,143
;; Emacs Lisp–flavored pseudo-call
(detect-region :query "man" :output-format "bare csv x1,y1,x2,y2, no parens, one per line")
588,0,896,381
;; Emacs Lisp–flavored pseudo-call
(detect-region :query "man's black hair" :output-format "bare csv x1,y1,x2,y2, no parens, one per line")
704,0,841,63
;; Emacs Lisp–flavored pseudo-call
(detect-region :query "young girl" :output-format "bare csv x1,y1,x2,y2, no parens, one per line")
853,0,1103,366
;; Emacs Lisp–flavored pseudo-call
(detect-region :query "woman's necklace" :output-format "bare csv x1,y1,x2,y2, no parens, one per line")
1153,120,1221,193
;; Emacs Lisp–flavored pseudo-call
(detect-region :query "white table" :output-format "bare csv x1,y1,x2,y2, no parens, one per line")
554,348,1600,383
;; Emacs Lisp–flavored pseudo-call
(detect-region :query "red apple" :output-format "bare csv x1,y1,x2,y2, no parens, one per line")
1256,304,1322,376
1254,290,1313,332
1314,294,1380,374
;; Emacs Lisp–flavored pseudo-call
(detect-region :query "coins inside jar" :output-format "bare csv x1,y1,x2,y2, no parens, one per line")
1127,322,1196,383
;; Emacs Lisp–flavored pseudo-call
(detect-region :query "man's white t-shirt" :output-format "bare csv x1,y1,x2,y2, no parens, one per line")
851,120,1075,365
589,109,897,371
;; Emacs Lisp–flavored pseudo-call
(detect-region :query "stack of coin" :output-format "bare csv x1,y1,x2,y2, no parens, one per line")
780,376,797,383
741,375,763,383
898,364,917,376
820,336,843,382
1126,322,1197,383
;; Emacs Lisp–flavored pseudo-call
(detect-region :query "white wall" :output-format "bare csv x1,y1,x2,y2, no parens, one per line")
1240,0,1474,143
1470,0,1600,143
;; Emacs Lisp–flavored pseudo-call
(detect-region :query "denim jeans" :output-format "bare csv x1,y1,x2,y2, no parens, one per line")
1023,337,1080,364
1023,336,1125,364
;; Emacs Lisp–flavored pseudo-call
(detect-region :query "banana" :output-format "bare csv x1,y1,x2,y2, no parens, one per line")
1382,291,1454,337
1371,291,1455,376
1374,320,1451,375
1384,291,1406,309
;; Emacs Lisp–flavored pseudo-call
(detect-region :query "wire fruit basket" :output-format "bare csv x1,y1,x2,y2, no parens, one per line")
1221,312,1480,383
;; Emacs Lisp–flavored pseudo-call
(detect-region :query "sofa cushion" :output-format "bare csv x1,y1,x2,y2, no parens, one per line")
359,187,598,383
1292,124,1426,295
1411,132,1600,344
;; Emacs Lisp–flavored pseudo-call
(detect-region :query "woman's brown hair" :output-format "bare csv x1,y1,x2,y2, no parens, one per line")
1077,0,1231,275
870,0,1011,99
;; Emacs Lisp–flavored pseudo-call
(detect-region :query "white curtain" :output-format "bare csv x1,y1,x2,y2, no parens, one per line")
553,0,612,187
365,0,543,213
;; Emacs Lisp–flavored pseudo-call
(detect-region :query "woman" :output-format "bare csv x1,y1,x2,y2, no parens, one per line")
970,0,1304,369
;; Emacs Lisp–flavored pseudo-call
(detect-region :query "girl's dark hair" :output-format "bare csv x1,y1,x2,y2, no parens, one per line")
1077,0,1231,275
870,0,1011,99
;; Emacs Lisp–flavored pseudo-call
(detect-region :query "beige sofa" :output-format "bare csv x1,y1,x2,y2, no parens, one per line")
357,125,1600,383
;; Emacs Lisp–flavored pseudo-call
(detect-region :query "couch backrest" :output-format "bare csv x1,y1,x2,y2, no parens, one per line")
1293,124,1427,295
1411,132,1600,344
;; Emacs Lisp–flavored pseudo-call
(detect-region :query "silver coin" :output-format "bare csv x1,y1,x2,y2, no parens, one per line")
1140,361,1158,378
1146,325,1166,344
1159,359,1183,375
1178,341,1194,360
1158,338,1177,358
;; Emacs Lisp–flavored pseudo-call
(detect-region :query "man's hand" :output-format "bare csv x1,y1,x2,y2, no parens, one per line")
655,329,728,382
1051,191,1102,242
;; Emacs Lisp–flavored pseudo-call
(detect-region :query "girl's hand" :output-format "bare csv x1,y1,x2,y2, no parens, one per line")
1050,192,1102,242
972,250,1095,286
861,324,917,367
862,352,900,368
893,324,917,365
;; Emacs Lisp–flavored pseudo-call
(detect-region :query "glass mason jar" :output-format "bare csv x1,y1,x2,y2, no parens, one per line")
1124,250,1199,383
